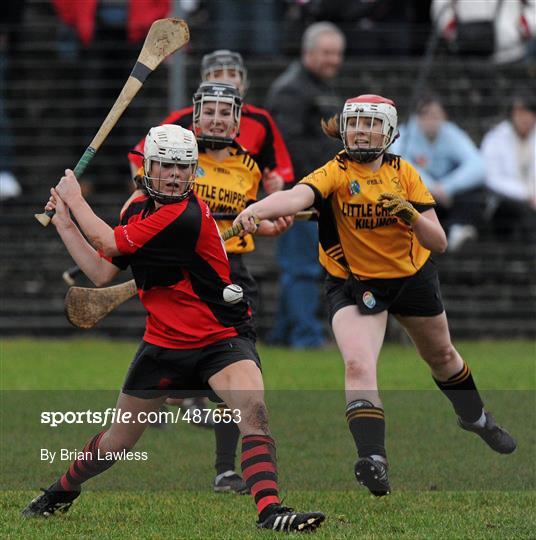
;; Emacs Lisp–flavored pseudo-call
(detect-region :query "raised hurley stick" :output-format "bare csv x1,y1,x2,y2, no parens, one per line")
35,18,189,226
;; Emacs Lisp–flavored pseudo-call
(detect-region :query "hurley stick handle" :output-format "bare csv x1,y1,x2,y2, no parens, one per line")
34,147,97,226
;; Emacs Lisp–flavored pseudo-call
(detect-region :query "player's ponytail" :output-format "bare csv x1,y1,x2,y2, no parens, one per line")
321,115,341,140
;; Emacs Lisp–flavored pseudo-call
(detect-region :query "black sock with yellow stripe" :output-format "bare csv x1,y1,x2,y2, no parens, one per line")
345,400,386,459
433,361,484,423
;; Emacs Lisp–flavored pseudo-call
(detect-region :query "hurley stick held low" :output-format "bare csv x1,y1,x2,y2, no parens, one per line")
35,18,190,227
65,280,138,329
220,218,258,241
212,210,317,221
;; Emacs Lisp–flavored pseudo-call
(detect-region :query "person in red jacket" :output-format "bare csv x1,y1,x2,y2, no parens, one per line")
52,0,170,46
128,49,294,194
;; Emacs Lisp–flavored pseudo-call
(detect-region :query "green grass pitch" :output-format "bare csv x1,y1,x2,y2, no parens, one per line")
1,338,534,539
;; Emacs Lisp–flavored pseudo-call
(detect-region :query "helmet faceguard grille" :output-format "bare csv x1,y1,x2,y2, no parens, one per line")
143,125,198,204
193,83,242,149
340,97,398,163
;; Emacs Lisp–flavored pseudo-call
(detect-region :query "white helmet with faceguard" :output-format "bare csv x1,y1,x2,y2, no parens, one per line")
143,124,198,204
200,49,248,96
193,82,243,150
340,95,398,163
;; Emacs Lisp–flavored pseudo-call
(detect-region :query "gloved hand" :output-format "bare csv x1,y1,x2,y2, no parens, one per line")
377,192,420,225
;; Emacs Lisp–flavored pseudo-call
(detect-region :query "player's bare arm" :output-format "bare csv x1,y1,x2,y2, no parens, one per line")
262,167,285,194
55,169,120,257
410,208,448,252
46,187,120,286
235,184,314,233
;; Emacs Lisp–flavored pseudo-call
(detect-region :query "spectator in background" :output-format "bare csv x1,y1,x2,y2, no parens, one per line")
308,0,417,56
0,1,24,201
265,21,345,348
481,93,536,242
431,0,536,64
391,95,485,252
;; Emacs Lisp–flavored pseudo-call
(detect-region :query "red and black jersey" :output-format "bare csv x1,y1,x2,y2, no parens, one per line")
111,192,254,349
128,103,294,183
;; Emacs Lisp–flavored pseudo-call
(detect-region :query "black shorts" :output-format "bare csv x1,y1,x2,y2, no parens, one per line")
229,253,259,317
325,258,444,323
122,336,261,400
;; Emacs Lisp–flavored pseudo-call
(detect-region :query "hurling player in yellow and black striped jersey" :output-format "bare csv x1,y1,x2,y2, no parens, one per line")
235,94,516,496
191,81,292,314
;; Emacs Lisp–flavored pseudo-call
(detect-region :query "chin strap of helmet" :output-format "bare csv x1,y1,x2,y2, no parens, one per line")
346,148,384,163
144,176,193,204
196,134,234,150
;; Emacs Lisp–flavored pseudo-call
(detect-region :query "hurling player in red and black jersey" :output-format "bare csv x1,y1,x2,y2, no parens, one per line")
123,82,293,495
22,125,324,533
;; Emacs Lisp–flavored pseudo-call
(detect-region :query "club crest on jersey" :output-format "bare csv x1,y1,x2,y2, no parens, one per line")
390,176,402,192
196,166,205,177
362,291,376,309
349,180,361,195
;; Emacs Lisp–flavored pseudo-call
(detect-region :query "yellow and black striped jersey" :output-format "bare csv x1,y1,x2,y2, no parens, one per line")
300,152,436,279
194,145,262,254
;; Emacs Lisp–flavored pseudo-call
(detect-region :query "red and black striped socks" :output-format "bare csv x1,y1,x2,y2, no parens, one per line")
55,431,116,492
241,434,280,521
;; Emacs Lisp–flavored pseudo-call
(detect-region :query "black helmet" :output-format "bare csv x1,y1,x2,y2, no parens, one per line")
193,82,243,150
200,49,248,96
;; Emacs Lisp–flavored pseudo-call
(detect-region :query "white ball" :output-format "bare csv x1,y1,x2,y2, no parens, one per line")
223,284,243,304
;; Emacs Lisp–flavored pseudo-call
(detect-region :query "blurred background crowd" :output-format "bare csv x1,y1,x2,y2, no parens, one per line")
1,0,535,343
